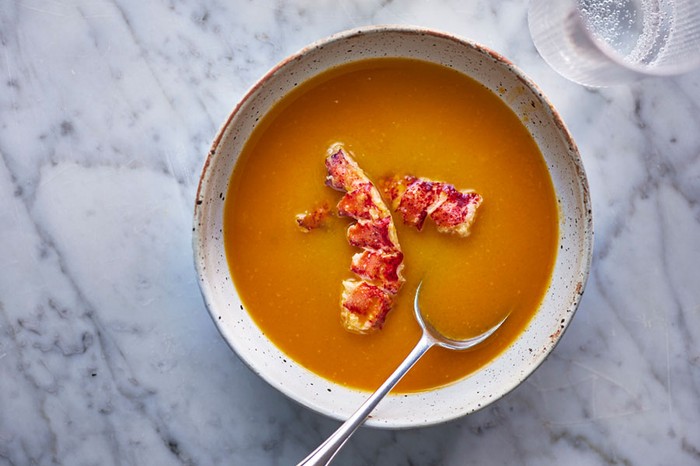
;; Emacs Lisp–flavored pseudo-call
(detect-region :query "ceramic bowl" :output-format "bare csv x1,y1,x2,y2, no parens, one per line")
193,26,593,428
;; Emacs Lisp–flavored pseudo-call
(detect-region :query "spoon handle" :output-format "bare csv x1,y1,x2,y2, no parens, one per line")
297,334,434,466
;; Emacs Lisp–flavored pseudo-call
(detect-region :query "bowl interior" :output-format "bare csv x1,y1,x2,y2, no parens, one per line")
193,27,592,428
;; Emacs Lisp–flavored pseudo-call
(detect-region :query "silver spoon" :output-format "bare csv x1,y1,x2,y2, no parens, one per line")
297,282,508,466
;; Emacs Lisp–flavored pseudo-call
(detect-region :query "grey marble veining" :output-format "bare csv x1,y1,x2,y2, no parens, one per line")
1,1,699,465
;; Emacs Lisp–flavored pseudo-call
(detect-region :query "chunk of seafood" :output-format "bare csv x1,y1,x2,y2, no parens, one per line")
326,144,405,334
395,179,447,230
336,183,386,221
430,184,482,236
295,202,331,231
325,145,367,192
340,280,393,334
350,250,404,294
381,174,483,237
346,216,397,251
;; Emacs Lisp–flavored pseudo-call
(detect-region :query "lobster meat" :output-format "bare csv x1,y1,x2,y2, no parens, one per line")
380,174,482,237
325,144,405,334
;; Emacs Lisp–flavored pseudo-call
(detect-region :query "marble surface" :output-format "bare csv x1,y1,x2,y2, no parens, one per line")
1,1,699,465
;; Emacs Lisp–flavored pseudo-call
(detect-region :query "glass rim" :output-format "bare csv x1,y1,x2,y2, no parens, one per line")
571,0,700,77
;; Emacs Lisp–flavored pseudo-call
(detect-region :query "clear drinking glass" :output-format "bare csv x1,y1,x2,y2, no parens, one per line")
528,0,700,87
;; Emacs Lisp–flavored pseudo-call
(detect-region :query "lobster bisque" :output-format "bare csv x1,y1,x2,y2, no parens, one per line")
224,58,558,392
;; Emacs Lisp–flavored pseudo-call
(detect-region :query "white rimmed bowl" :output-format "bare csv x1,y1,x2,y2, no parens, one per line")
193,26,593,428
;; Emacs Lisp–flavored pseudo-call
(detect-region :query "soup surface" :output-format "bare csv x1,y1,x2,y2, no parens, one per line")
224,58,558,392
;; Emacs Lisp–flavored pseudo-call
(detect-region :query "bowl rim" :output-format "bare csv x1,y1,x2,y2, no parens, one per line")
193,24,594,428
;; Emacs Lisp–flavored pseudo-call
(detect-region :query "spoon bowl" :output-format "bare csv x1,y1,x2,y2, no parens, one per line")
415,282,507,351
297,282,508,466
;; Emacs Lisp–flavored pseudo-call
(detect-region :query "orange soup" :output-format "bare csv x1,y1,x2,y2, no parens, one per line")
224,58,558,392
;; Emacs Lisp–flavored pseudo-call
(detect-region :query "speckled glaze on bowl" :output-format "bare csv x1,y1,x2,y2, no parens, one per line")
193,26,593,428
